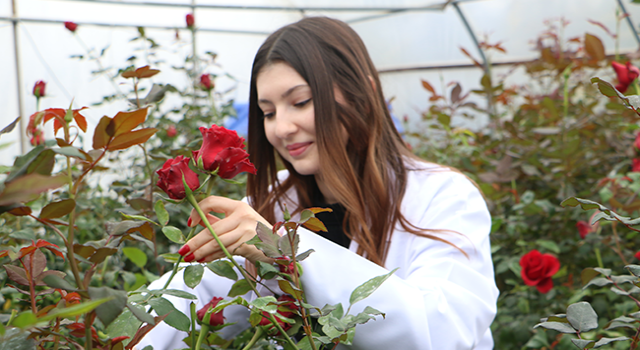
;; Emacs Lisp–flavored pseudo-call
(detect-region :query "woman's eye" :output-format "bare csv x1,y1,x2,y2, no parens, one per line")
263,112,275,119
294,99,311,108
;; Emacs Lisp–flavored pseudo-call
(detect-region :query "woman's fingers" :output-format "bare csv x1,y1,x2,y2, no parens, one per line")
187,195,242,228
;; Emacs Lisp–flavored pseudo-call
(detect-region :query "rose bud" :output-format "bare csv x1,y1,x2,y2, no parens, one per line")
156,155,200,199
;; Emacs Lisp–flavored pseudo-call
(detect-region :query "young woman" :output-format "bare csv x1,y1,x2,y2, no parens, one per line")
139,16,498,350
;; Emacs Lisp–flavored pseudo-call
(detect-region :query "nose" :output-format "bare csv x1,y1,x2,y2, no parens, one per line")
273,109,298,140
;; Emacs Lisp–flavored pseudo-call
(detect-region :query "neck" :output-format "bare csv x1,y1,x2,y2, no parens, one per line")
314,174,339,204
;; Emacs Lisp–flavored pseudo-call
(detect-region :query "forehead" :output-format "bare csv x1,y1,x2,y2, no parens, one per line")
256,62,307,92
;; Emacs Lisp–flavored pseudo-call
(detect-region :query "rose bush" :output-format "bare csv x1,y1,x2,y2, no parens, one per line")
192,124,257,179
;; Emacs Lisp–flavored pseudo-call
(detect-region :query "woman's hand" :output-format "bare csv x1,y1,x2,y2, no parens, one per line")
178,195,274,264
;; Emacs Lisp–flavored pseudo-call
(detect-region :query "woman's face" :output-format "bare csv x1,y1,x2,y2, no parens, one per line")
257,62,320,176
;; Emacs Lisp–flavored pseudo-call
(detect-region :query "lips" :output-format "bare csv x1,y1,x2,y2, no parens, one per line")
286,142,312,157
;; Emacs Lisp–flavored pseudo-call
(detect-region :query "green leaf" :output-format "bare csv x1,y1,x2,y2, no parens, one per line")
39,199,75,219
119,212,159,226
154,200,169,225
11,312,37,328
0,174,67,206
160,253,181,263
122,247,148,268
626,265,640,277
148,297,190,332
249,222,281,258
349,268,398,306
52,146,86,160
593,337,630,348
299,209,314,224
183,264,204,289
296,249,315,262
41,274,77,291
536,240,560,254
227,279,254,297
533,321,577,333
255,260,278,280
162,226,184,244
249,296,278,314
277,278,303,300
581,268,600,286
0,328,36,350
88,287,128,327
278,232,299,257
571,339,595,349
125,302,156,325
207,260,238,281
583,277,613,289
42,297,112,322
149,289,197,300
566,302,598,332
106,306,143,347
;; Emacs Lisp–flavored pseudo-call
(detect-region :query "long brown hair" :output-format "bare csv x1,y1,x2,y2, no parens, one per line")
247,16,455,266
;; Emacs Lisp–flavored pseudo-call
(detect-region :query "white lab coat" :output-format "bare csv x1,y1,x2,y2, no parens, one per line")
137,163,499,350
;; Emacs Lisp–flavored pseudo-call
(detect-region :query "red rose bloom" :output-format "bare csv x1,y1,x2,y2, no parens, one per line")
633,159,640,173
635,251,640,260
258,295,298,332
519,249,560,294
612,61,640,93
156,155,200,199
33,80,46,98
275,256,295,274
29,129,45,146
576,220,597,239
167,125,177,138
200,74,214,91
64,21,78,33
196,296,224,326
192,125,257,179
186,13,195,28
635,132,640,150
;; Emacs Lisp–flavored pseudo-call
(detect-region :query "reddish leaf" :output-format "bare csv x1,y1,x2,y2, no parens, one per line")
73,244,96,259
4,265,30,285
302,217,328,232
111,108,149,137
88,247,118,265
73,111,88,132
121,65,160,79
93,116,113,149
35,239,65,260
107,128,158,151
56,138,71,147
460,47,483,68
421,80,436,94
450,83,462,104
40,199,76,219
0,174,67,206
584,33,605,61
23,248,47,277
588,19,616,39
307,207,334,214
125,314,168,350
35,270,66,286
8,206,32,216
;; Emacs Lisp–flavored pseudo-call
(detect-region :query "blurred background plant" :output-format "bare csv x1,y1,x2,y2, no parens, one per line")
409,13,640,349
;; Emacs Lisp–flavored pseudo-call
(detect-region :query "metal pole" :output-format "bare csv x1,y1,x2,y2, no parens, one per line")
616,0,640,49
11,0,27,155
452,1,488,73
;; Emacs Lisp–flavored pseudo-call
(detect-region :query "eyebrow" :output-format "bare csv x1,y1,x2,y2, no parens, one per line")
258,84,309,104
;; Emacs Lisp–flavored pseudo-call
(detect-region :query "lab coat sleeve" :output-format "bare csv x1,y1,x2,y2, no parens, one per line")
295,170,498,350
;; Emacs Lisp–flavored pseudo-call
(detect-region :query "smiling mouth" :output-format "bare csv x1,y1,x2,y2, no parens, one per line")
286,142,312,157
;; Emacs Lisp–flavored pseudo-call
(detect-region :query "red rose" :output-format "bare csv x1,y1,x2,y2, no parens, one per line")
29,129,45,146
576,220,598,239
258,295,298,332
196,296,224,326
635,251,640,260
167,125,177,138
633,159,640,172
635,132,640,150
33,80,46,98
519,249,560,294
200,74,214,91
192,125,257,179
186,13,195,28
156,156,200,199
64,21,78,33
275,256,295,274
612,61,640,93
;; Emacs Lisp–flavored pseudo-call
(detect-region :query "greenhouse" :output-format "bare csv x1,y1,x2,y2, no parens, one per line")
3,0,640,349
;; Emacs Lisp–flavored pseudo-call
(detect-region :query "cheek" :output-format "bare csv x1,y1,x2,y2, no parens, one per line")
263,121,278,148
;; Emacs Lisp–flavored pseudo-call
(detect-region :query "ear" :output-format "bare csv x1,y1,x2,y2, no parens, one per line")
368,75,376,92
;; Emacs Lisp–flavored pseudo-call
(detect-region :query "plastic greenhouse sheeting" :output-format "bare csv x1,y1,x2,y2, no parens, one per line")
2,0,640,165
